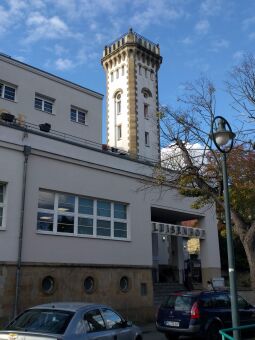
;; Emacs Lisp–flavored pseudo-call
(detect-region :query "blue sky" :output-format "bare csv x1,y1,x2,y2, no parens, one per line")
1,0,255,142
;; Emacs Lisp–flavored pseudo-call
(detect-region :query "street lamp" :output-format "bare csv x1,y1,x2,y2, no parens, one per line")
211,116,240,340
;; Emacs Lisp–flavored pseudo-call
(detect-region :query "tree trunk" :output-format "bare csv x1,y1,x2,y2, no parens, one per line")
242,225,255,289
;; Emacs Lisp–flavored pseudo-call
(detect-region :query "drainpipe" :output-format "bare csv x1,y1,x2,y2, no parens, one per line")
14,145,31,317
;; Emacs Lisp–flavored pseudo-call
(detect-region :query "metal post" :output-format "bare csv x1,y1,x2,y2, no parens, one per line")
222,153,240,340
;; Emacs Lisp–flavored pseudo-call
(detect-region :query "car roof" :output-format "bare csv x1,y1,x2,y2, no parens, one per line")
29,302,107,312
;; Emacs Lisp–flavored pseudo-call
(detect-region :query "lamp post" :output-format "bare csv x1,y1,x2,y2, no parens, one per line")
211,116,240,340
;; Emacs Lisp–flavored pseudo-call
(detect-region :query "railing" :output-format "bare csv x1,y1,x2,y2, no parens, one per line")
220,324,255,340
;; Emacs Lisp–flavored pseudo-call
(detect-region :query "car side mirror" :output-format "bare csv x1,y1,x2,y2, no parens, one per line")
121,320,132,328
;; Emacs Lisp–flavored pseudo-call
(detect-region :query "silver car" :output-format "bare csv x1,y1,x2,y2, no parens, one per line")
0,302,143,340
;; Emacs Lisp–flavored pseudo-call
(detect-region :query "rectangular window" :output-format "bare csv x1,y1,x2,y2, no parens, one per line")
37,190,128,240
70,107,87,125
117,125,122,140
0,183,7,229
122,65,124,76
116,69,119,79
0,82,16,101
144,104,149,118
34,94,54,114
145,132,150,146
111,72,114,82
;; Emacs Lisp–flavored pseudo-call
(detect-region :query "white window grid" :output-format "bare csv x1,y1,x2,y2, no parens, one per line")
34,95,54,114
0,82,16,101
0,183,7,230
70,107,87,125
37,192,129,240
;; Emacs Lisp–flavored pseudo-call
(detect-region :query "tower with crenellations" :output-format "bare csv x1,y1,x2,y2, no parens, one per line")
101,28,162,162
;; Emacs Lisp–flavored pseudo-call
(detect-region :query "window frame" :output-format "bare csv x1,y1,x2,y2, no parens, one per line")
0,183,7,230
145,131,150,146
117,125,122,140
0,82,16,102
70,106,87,125
34,94,54,114
144,103,149,119
115,92,122,115
37,190,129,241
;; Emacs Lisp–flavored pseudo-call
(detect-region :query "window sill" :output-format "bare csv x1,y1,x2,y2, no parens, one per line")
0,97,17,103
70,121,88,126
36,230,130,241
35,108,55,115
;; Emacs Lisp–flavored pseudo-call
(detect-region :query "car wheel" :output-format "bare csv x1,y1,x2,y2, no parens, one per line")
206,322,221,340
165,333,179,340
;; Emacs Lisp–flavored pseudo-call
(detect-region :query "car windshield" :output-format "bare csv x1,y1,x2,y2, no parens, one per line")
163,294,194,312
6,309,74,334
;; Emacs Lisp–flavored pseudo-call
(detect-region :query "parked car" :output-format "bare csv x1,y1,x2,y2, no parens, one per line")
156,290,255,340
0,302,143,339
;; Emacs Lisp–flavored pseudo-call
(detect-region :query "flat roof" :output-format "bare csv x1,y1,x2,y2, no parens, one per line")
0,52,103,100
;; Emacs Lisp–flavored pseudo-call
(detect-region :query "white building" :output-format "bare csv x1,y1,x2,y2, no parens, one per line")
0,30,221,325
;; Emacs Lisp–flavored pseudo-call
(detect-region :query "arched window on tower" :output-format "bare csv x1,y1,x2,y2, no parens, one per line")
115,92,122,114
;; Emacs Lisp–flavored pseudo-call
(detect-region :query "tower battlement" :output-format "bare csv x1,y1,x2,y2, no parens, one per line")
102,28,162,62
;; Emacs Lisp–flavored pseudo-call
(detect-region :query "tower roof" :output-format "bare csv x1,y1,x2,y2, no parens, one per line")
102,28,162,64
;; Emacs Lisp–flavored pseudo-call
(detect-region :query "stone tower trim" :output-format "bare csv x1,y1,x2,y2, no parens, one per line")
101,28,162,162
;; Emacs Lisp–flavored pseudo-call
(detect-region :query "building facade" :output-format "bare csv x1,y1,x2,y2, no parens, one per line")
0,31,221,325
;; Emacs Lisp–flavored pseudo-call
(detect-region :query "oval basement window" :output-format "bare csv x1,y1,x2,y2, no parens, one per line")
42,276,55,294
84,276,95,293
120,276,129,292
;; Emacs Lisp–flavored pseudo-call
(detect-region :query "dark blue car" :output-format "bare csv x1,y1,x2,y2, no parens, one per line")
156,290,255,340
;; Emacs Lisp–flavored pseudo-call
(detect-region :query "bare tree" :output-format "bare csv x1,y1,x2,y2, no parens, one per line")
226,53,255,122
156,73,255,287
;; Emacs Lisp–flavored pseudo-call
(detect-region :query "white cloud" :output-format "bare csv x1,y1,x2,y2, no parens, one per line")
13,55,26,62
233,50,245,61
161,143,206,170
54,44,69,56
25,12,76,43
242,16,255,30
195,20,210,35
249,32,255,40
185,58,210,72
210,38,229,52
200,0,222,16
181,36,193,45
130,0,185,31
0,0,27,34
55,58,74,71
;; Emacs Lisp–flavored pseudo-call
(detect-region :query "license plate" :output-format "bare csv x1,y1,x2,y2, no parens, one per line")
165,321,180,327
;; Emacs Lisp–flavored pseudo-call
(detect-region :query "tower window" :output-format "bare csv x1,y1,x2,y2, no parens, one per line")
117,125,122,140
139,65,142,75
144,104,149,118
116,69,119,79
115,92,121,114
122,65,125,76
145,69,148,78
150,71,154,80
145,132,150,146
111,72,114,82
